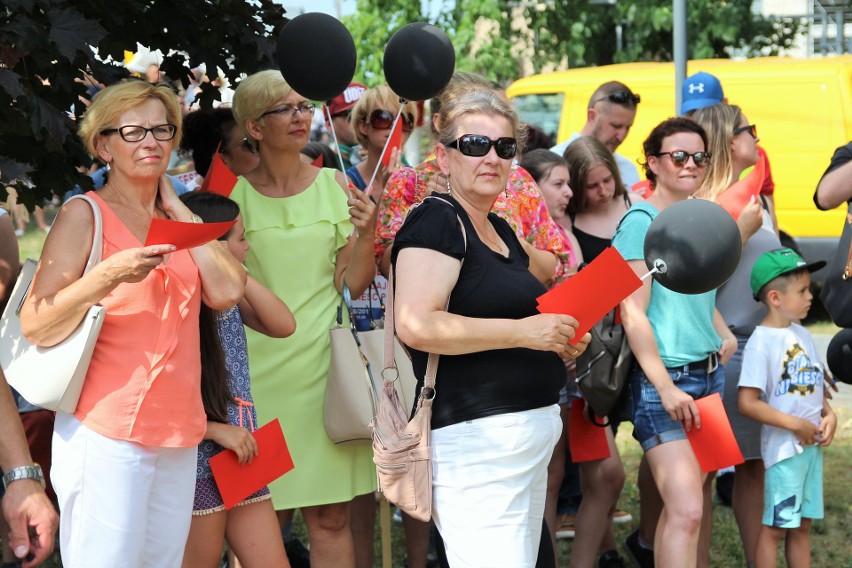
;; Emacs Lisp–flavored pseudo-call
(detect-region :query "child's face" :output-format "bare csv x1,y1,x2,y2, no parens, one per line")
224,215,249,263
775,272,813,321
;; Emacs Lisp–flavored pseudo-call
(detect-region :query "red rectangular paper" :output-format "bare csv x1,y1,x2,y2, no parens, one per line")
568,399,611,462
684,393,744,473
209,419,295,509
717,153,765,220
199,145,238,197
380,117,403,168
144,218,236,250
537,247,642,345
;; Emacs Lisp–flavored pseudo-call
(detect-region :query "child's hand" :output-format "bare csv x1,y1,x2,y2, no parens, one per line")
791,417,819,446
817,409,837,447
215,425,259,465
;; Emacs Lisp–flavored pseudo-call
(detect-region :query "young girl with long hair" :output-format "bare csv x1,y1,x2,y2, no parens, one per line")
180,191,296,568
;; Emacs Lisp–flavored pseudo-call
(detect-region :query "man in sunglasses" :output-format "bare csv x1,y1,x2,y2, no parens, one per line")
323,81,367,170
550,81,642,190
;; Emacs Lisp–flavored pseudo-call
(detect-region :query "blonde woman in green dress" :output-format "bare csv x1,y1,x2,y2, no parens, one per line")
231,70,378,568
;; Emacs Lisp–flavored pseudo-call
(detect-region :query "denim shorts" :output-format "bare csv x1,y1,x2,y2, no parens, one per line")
629,362,725,451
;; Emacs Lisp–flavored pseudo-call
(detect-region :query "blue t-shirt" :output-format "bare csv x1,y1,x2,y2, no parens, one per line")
612,201,721,367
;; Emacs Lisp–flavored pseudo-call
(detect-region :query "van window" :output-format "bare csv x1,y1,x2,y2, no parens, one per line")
512,93,564,147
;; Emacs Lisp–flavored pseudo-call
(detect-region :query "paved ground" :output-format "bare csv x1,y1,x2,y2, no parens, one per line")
813,333,851,410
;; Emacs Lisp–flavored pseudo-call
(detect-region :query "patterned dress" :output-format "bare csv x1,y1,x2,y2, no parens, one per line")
375,159,577,285
193,305,270,514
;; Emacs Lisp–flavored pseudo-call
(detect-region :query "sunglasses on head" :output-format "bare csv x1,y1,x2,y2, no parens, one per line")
733,123,758,139
655,150,712,168
444,134,518,160
369,109,413,132
595,91,641,107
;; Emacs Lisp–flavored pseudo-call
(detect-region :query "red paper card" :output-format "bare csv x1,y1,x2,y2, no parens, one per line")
380,116,403,169
568,399,611,462
684,393,744,473
209,419,295,509
199,145,238,197
537,247,642,345
718,154,765,220
144,218,236,250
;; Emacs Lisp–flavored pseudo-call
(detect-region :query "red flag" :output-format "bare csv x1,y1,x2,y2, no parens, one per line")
311,154,324,168
200,143,238,197
718,153,766,220
380,117,403,168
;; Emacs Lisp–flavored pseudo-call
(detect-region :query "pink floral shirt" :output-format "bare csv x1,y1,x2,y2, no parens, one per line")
375,159,576,284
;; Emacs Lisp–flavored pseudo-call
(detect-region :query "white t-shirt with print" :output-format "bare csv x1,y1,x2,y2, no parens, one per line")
738,323,824,468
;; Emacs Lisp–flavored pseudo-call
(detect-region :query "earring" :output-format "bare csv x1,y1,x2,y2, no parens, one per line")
446,175,452,195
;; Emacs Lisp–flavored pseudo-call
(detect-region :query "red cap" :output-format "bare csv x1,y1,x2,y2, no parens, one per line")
324,82,367,117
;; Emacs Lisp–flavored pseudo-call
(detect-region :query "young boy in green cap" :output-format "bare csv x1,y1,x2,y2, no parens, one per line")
737,247,837,568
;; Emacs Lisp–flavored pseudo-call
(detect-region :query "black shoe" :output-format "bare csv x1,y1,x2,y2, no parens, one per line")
599,549,626,568
623,530,654,568
715,470,734,507
285,536,311,568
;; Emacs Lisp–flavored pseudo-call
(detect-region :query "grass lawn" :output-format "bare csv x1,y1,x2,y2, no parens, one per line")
19,211,851,567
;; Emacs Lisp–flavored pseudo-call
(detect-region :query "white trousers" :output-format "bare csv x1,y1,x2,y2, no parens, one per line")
432,405,561,568
52,413,197,568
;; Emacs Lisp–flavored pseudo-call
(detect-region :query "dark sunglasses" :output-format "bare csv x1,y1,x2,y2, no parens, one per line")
595,91,641,107
369,109,413,133
733,124,758,139
219,137,255,155
444,134,518,160
655,150,712,168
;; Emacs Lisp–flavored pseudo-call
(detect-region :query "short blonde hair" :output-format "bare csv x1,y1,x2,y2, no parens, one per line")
349,84,419,148
78,80,182,157
435,88,526,150
232,70,293,149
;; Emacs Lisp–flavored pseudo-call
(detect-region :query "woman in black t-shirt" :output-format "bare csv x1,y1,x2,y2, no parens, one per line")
392,87,590,567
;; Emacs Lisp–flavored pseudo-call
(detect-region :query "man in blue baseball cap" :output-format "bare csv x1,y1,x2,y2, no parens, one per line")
680,71,726,115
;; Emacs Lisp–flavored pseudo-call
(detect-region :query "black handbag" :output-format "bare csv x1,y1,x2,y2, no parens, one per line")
820,203,852,327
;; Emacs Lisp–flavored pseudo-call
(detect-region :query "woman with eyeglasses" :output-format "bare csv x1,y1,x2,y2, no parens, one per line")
345,84,418,197
690,103,783,567
229,70,378,568
612,117,737,568
392,86,590,567
179,107,260,189
19,80,246,567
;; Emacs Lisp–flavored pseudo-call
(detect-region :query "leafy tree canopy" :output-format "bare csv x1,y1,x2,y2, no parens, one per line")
1,0,287,208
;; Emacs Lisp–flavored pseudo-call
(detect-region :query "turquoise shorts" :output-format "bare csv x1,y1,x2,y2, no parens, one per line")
763,445,824,528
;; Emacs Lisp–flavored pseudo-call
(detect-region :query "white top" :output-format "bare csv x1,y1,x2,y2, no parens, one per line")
550,133,641,190
738,323,824,468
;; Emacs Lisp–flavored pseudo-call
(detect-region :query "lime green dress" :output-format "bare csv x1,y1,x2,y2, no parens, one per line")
230,169,376,509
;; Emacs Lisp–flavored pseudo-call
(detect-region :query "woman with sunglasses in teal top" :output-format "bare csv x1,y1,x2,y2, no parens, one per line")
613,117,739,568
392,86,591,567
345,84,419,198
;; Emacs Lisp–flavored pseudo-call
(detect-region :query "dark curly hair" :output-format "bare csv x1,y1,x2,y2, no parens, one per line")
641,117,707,187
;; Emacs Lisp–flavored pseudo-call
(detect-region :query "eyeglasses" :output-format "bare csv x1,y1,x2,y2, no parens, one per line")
655,150,712,168
594,91,641,107
444,134,518,160
219,137,255,155
259,103,316,120
369,109,414,133
102,124,177,142
733,124,758,139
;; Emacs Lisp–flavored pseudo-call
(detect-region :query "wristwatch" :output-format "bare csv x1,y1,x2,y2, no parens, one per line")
2,464,45,490
190,213,203,224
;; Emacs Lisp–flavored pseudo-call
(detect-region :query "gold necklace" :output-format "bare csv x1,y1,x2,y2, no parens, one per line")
471,216,504,253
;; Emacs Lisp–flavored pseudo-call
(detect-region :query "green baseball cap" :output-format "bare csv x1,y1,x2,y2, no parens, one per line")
750,248,826,299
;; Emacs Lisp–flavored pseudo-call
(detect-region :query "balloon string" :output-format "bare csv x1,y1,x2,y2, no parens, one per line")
640,267,658,281
325,105,352,199
364,102,405,203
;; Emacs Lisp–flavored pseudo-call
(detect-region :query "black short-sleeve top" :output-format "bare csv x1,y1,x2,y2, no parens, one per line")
391,194,567,429
814,141,852,209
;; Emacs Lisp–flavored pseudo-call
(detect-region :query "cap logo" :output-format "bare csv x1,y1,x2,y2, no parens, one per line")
342,86,365,104
688,83,705,94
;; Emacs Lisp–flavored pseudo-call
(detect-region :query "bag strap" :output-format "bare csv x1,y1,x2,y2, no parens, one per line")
65,194,103,274
384,196,468,393
843,205,852,280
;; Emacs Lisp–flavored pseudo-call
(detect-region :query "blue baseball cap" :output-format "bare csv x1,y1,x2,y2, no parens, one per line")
681,72,725,114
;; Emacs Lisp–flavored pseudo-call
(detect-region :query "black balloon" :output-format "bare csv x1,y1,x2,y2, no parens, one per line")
643,199,742,295
383,23,455,101
277,13,356,102
826,328,852,385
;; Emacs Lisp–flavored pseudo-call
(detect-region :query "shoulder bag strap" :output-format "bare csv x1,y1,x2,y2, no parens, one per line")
64,194,103,273
384,197,468,392
843,204,852,280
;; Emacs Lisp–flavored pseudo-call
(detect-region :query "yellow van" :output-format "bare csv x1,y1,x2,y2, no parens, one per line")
507,56,852,274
